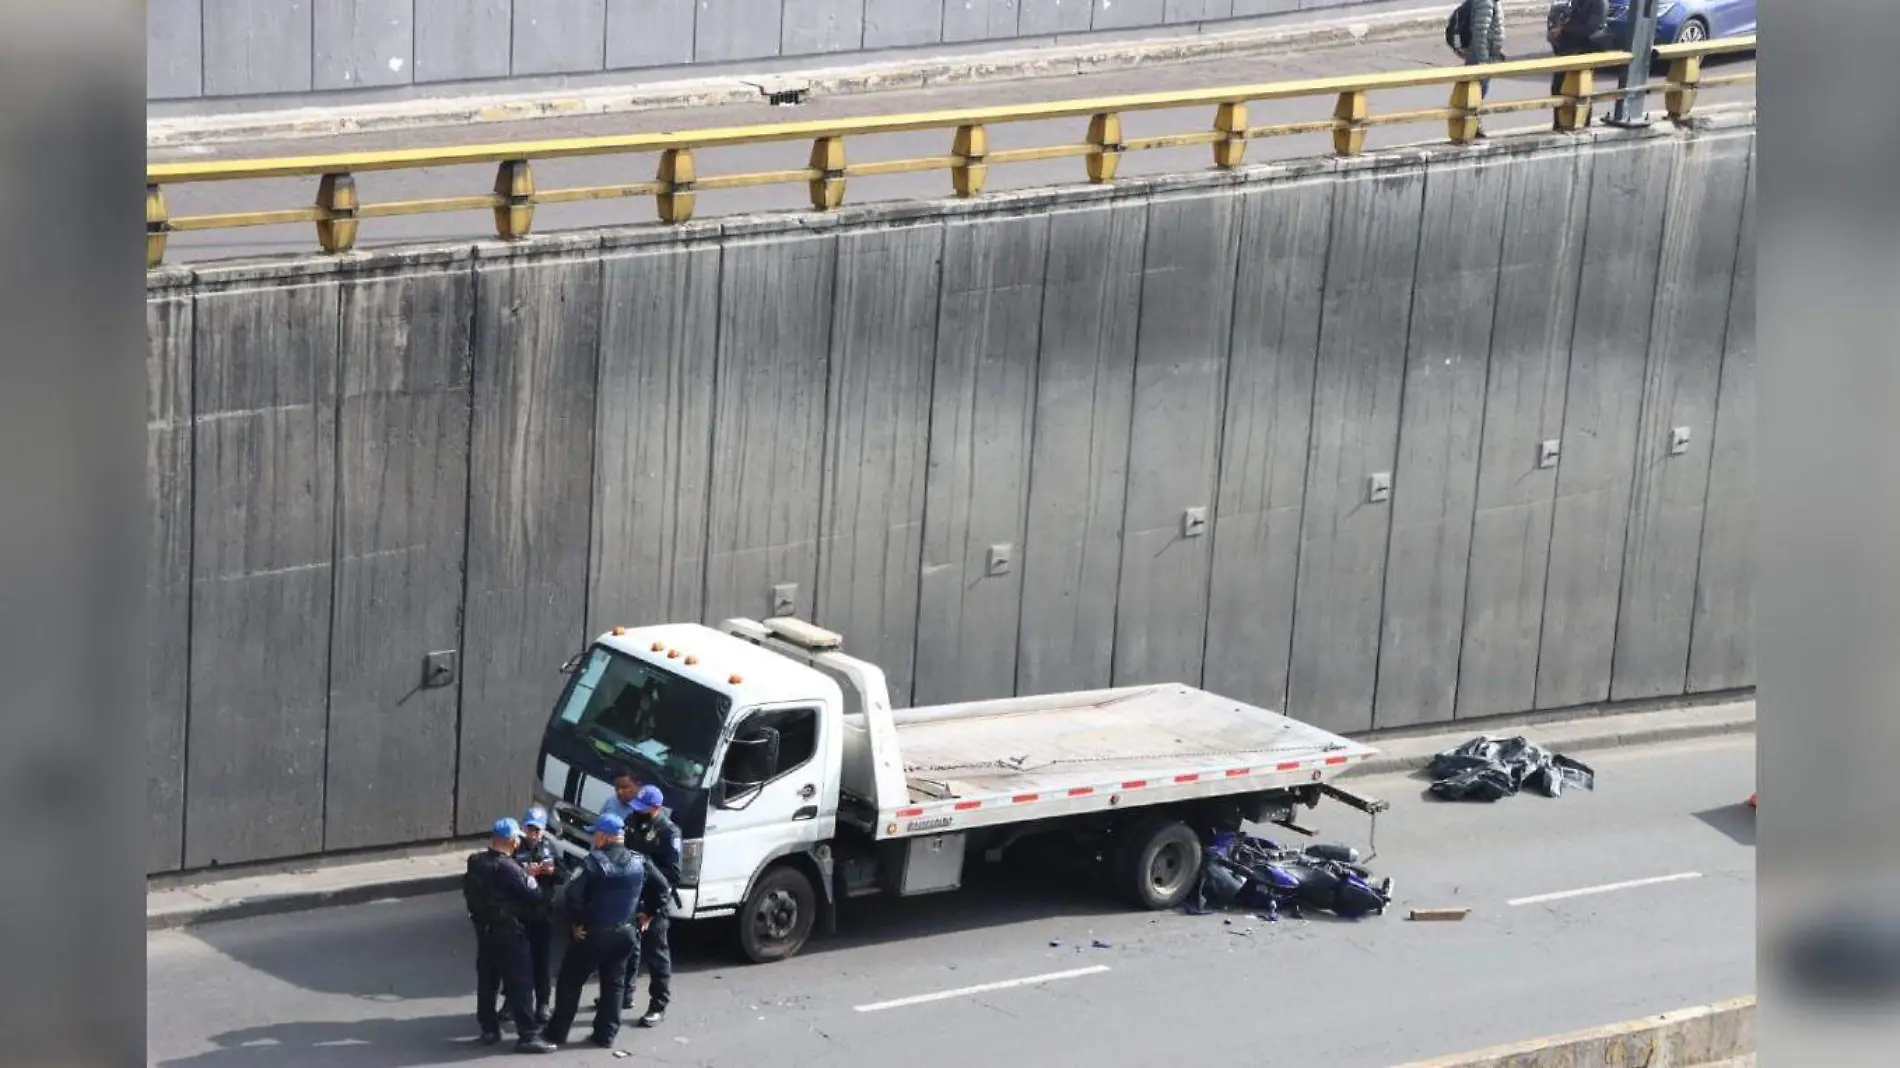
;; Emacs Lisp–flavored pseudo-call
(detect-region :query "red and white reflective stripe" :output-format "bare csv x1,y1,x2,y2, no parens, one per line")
889,751,1371,825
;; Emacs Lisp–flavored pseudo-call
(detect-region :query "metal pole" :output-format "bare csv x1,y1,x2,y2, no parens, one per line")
1612,0,1660,124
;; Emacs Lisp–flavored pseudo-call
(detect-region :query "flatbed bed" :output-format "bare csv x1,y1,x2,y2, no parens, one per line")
874,683,1378,838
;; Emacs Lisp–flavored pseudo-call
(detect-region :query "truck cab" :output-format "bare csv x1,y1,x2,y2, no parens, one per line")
533,619,881,957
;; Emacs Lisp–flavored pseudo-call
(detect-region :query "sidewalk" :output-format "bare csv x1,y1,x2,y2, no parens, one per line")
147,697,1754,933
146,0,1553,148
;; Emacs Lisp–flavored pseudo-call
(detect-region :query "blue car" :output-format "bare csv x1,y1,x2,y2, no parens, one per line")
1605,0,1758,48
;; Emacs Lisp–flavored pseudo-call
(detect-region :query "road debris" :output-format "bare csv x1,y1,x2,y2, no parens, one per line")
1408,907,1471,922
1426,735,1596,802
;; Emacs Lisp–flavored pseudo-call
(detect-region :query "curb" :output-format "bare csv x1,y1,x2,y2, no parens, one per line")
148,3,1551,149
1391,995,1755,1067
1342,711,1757,779
147,871,461,933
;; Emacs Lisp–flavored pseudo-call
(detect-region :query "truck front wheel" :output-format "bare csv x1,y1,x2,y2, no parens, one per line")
736,864,817,964
1115,817,1203,911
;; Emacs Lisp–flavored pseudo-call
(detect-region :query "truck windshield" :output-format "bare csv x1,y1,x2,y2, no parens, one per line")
552,646,729,786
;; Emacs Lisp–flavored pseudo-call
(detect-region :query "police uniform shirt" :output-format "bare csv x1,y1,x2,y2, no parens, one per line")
466,850,543,927
628,812,684,888
517,833,562,902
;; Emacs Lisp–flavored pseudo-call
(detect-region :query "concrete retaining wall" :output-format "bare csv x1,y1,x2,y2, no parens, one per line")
147,0,1390,103
144,116,1756,874
1393,996,1755,1067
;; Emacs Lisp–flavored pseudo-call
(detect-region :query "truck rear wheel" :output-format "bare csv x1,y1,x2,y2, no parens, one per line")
736,864,816,964
1115,817,1203,911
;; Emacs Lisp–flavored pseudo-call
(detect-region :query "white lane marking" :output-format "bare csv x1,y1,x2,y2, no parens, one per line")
1508,871,1704,907
852,965,1112,1013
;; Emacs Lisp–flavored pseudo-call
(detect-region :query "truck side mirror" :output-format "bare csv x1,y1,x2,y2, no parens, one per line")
715,726,781,809
716,779,763,810
758,726,782,773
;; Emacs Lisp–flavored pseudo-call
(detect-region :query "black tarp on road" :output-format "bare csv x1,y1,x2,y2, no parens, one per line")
1426,735,1596,801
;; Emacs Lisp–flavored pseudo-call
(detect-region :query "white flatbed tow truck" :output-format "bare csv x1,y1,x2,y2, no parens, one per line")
531,616,1389,963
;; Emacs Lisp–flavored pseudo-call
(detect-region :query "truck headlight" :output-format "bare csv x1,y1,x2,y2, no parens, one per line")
681,839,703,886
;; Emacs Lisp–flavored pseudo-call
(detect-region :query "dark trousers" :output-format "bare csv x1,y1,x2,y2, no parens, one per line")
546,924,637,1045
523,915,554,1014
630,914,673,1011
473,922,540,1040
1464,55,1491,99
1550,39,1631,124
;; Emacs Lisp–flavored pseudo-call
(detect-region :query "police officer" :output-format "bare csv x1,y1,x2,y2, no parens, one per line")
621,783,683,1027
462,818,557,1054
544,813,672,1050
509,806,564,1026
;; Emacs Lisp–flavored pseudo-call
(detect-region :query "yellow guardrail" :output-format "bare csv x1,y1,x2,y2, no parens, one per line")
145,36,1754,268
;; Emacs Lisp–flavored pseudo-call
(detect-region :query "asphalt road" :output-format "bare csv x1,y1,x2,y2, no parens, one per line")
148,734,1756,1067
149,34,1757,264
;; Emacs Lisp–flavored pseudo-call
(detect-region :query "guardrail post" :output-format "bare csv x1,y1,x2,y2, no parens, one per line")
1448,80,1482,144
1556,68,1595,132
656,148,697,224
1214,102,1248,169
1665,55,1703,121
952,124,989,198
315,173,360,254
810,136,846,211
1087,112,1122,183
493,160,535,240
146,184,169,269
1332,90,1368,156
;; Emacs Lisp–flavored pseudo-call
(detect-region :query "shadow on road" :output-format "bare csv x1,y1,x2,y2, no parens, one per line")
172,860,1132,999
805,861,1129,958
155,1014,492,1068
1692,802,1757,848
177,902,477,1001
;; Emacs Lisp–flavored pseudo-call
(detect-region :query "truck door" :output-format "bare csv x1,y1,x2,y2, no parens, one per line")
693,703,834,913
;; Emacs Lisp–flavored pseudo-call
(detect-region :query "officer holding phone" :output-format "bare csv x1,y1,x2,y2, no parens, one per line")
514,806,564,1025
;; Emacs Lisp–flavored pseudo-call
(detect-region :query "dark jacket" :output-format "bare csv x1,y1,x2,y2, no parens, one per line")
1448,0,1506,62
625,811,684,889
563,845,673,931
1550,0,1609,50
516,833,565,910
463,849,544,931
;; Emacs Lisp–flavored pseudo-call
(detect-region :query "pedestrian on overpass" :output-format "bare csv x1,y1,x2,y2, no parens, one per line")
546,813,673,1050
1447,0,1508,87
462,818,557,1054
1546,0,1612,126
1446,0,1507,137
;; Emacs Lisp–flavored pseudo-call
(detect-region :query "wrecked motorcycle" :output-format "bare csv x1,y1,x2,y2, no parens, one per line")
1192,833,1394,920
